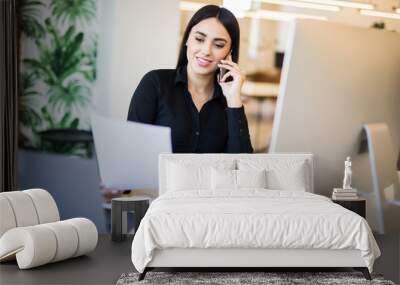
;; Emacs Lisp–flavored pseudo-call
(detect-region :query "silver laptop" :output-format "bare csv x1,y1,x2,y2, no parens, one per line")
91,114,172,191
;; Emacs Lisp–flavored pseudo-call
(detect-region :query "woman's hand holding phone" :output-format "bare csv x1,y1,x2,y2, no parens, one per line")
217,53,244,108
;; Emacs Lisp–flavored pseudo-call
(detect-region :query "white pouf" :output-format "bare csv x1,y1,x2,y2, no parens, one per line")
0,189,98,269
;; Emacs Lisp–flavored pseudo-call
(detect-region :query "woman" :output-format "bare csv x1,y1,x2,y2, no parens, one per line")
127,5,253,153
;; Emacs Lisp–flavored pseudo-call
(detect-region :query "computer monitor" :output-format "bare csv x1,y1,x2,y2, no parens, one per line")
269,19,400,233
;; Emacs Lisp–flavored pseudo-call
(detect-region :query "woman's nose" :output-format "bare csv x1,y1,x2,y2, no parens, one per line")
201,43,212,55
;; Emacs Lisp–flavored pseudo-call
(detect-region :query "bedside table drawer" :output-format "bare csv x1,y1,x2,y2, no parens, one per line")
332,199,366,218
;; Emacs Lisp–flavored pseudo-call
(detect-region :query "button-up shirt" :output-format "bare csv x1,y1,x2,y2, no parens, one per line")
127,65,253,153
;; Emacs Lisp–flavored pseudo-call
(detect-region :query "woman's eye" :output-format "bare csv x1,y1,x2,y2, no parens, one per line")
215,44,225,49
195,37,204,42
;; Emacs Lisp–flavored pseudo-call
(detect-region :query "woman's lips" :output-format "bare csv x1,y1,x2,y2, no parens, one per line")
196,57,212,67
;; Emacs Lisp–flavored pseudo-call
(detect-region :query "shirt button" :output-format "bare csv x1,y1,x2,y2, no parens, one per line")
195,131,200,136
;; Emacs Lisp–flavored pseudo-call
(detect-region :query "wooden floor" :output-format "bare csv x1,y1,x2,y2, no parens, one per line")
1,234,398,284
0,235,133,285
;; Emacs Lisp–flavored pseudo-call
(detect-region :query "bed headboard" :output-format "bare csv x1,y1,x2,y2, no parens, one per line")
158,153,314,196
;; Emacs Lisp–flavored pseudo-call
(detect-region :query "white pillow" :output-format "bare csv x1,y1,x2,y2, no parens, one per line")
167,162,208,191
266,165,307,191
211,168,236,190
237,159,309,191
211,169,267,190
167,160,235,191
237,169,267,189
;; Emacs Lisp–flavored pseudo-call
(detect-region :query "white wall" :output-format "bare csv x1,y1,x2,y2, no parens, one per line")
105,0,180,119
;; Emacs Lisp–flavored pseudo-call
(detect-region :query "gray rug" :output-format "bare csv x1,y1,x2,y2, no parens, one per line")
116,271,396,285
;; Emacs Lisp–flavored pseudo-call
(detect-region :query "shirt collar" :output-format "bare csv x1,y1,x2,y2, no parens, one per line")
175,65,225,101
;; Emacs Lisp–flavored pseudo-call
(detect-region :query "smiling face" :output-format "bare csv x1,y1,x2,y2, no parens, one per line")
186,17,232,76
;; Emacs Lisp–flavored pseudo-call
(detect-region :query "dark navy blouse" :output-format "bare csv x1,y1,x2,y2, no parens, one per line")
127,65,253,153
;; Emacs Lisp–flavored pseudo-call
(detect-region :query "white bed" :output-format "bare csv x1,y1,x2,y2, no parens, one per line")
131,153,380,280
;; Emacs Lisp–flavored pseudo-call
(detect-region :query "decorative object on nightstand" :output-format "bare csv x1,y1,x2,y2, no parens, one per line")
332,188,358,200
111,196,151,242
332,157,359,200
332,198,366,218
342,157,352,190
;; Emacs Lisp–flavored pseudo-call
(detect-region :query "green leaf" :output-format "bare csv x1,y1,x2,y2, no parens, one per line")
18,0,46,39
18,71,43,128
69,118,79,129
50,0,96,26
41,106,55,128
59,112,72,128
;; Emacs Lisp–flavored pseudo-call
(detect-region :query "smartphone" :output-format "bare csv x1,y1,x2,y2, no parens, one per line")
219,50,233,83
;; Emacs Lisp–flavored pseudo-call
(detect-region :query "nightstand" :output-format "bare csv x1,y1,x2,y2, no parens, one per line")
332,198,366,218
111,196,151,241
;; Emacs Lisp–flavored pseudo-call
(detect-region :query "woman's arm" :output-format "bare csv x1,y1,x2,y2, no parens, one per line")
217,55,253,153
225,107,253,153
127,71,159,123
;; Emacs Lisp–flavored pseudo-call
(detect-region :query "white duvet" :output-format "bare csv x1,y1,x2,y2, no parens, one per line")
131,190,380,273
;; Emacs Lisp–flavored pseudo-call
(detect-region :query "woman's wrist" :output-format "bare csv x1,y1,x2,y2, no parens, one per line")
226,97,243,108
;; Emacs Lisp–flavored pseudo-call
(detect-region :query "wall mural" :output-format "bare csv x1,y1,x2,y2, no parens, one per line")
18,0,98,158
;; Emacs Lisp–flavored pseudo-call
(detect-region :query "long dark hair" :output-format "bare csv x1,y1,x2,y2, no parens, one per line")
176,5,240,69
